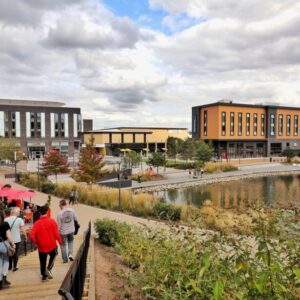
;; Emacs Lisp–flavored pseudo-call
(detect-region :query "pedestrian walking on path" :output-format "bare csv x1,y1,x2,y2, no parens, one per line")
5,207,27,272
57,199,78,263
0,210,15,289
29,205,62,281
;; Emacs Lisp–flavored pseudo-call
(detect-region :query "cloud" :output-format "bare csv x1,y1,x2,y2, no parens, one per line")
42,14,140,49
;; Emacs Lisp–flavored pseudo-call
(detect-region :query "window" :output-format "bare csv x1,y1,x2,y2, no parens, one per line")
77,114,82,132
286,115,291,136
54,113,59,137
246,113,250,136
61,113,65,137
221,112,226,136
30,112,35,138
253,113,257,136
230,112,234,136
278,114,283,136
238,113,242,136
294,115,298,136
204,110,207,136
270,114,275,136
261,114,265,136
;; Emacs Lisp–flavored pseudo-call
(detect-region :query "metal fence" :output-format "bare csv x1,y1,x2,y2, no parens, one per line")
58,221,91,300
19,234,37,257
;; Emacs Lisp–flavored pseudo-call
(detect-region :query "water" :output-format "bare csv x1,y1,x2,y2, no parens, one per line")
155,175,300,209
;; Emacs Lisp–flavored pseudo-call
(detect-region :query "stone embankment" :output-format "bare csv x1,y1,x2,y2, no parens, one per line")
133,169,300,193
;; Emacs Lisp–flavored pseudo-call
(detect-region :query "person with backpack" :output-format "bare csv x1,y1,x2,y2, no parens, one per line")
57,199,78,263
5,207,27,272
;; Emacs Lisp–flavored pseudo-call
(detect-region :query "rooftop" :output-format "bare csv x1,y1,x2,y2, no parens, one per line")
0,99,65,107
103,126,188,130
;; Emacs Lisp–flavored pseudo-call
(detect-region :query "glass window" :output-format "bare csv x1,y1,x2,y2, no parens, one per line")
278,114,283,136
61,113,65,137
230,112,234,136
270,114,275,136
294,115,298,136
286,115,291,136
238,113,242,136
261,114,265,136
221,112,226,136
246,113,250,136
77,114,82,132
204,110,207,136
253,113,257,136
54,113,59,137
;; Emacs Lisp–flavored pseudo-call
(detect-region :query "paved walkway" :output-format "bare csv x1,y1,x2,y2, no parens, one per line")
131,163,300,189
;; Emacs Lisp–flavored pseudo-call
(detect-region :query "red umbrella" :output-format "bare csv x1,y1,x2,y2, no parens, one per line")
0,187,13,198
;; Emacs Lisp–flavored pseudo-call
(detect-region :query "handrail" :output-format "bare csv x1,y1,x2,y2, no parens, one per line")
58,221,91,300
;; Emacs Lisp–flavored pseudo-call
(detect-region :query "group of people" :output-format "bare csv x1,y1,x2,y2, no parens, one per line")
0,198,78,288
189,167,204,178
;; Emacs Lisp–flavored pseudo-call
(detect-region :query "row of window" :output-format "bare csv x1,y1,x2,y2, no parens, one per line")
203,111,299,137
1,111,82,139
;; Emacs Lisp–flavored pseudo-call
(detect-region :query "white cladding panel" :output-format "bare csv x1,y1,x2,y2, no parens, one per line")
41,113,46,138
0,111,4,137
26,112,31,138
15,112,20,137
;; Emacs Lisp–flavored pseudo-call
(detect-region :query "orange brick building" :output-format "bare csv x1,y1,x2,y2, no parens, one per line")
192,100,300,157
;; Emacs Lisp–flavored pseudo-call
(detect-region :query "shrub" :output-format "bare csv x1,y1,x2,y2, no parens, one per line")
94,218,130,247
152,202,181,221
204,162,238,173
41,182,56,194
222,164,238,172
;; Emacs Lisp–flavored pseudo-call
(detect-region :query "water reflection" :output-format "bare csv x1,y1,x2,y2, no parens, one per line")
155,175,300,209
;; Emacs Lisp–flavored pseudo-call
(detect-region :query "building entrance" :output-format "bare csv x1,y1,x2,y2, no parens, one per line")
28,147,45,159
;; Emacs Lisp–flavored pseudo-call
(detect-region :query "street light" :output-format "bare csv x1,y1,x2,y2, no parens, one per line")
14,151,17,182
37,156,40,191
117,160,122,210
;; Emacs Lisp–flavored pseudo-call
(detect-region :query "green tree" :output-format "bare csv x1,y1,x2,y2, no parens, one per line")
181,139,196,162
167,137,184,162
122,151,141,169
75,138,106,183
282,148,295,163
40,148,69,183
0,139,24,163
195,140,213,166
148,152,166,175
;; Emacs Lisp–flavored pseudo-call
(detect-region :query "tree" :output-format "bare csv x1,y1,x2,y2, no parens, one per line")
148,152,166,175
181,139,196,162
122,151,141,169
40,148,69,183
167,137,184,162
282,148,295,163
0,139,24,163
75,138,106,183
195,141,213,166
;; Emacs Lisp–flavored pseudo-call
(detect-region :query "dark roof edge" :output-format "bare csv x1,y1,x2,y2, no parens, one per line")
192,102,300,111
102,127,188,130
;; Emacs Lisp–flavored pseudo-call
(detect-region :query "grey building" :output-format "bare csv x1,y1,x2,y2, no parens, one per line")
0,99,84,158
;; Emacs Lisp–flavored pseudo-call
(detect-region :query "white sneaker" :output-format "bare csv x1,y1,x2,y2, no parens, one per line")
46,269,53,279
68,255,74,262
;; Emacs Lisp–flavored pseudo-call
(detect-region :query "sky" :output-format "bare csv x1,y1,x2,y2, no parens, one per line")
0,0,300,130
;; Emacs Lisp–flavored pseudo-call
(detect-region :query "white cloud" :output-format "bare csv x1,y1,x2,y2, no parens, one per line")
0,0,300,130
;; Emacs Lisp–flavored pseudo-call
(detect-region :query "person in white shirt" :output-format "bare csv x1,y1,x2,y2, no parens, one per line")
57,200,78,263
5,207,26,272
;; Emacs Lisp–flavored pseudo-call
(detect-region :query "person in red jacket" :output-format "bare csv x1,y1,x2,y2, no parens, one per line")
29,205,62,281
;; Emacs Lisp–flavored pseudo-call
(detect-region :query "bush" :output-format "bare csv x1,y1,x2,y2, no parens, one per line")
152,202,181,221
165,161,195,170
204,162,238,173
222,164,238,172
41,182,56,194
94,219,131,247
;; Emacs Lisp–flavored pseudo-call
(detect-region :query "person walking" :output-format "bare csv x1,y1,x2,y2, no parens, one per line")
74,188,79,204
5,207,27,272
69,189,75,205
0,210,15,289
57,199,78,263
29,205,62,281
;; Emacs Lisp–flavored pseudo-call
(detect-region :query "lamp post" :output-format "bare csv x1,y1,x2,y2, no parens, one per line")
118,160,122,210
37,156,40,192
14,151,17,182
73,152,75,171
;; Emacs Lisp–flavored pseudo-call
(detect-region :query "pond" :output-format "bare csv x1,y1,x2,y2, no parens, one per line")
155,175,300,209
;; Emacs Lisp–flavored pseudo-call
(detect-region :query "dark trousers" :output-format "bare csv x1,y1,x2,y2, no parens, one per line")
38,247,57,276
9,242,20,269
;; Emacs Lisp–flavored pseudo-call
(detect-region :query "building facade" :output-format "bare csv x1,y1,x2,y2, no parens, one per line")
84,127,189,155
192,100,300,157
0,99,83,158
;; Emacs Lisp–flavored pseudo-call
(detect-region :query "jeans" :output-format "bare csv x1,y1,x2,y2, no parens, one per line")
61,233,74,263
9,242,20,269
38,247,57,277
0,253,9,281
